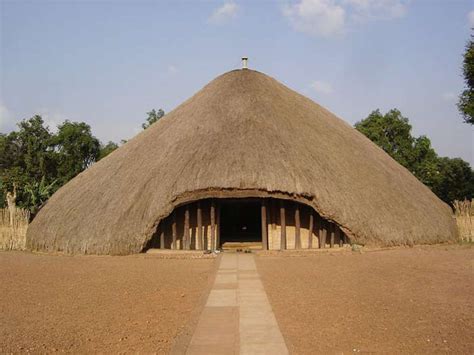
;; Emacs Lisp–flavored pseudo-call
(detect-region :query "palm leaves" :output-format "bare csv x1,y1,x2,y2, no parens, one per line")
24,177,57,214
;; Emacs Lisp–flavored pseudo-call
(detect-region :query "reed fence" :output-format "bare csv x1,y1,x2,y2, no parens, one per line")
453,199,473,242
0,207,30,250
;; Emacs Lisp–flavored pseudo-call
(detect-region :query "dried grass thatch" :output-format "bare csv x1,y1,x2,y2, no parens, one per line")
453,199,473,242
1,207,30,250
26,69,457,254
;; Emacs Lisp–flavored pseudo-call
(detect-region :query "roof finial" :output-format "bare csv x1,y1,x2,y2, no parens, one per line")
241,57,248,70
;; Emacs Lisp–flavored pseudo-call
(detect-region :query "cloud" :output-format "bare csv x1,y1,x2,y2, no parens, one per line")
168,65,178,74
0,103,12,131
36,108,70,133
468,10,474,27
208,2,239,24
282,0,408,37
442,92,456,102
345,0,408,22
311,80,334,94
283,0,345,37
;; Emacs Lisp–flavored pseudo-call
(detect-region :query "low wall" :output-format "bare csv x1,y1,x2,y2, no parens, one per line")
453,200,473,242
0,208,30,251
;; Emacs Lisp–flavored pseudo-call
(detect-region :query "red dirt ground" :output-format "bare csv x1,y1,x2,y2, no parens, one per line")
0,252,215,353
256,245,474,354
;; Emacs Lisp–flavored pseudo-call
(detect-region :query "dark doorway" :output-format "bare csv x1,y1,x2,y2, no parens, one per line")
220,199,261,244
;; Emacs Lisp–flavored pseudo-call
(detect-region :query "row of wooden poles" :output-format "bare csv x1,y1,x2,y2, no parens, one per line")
158,200,219,251
158,199,348,250
261,199,348,250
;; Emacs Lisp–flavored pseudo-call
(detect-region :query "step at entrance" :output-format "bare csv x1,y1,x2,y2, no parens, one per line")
221,242,262,251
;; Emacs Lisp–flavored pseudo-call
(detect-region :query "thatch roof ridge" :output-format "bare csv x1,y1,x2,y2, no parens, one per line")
26,69,457,254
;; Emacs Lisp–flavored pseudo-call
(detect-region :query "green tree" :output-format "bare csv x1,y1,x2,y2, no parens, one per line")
1,116,102,213
0,179,6,209
432,158,474,203
24,177,57,215
458,36,474,124
98,141,119,160
51,120,100,184
142,109,165,129
9,115,54,181
355,109,416,168
355,109,474,204
0,133,15,176
0,116,55,209
410,136,440,188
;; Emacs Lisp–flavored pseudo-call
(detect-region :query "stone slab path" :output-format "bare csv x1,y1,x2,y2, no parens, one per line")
186,253,288,355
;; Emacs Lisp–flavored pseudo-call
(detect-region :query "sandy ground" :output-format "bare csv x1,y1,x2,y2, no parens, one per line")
256,245,474,354
0,251,215,353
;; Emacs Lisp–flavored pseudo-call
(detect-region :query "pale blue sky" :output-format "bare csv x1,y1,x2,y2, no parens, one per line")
1,0,473,164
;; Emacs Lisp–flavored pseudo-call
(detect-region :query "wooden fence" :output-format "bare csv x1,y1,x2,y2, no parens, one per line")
0,207,30,250
453,200,473,242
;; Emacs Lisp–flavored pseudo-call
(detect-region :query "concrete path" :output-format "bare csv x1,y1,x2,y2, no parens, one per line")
186,253,288,355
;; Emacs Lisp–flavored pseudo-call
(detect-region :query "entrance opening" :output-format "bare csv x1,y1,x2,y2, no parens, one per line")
220,199,261,245
145,196,350,252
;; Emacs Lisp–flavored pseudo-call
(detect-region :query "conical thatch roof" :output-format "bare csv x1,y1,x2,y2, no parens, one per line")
26,69,457,254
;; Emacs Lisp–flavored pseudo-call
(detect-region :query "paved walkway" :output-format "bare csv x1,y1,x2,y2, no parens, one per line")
186,253,288,355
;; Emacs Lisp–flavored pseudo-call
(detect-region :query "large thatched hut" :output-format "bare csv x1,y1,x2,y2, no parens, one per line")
26,67,457,255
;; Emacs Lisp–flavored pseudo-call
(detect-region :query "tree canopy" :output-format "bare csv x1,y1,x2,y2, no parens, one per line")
142,109,165,129
0,116,110,214
99,141,119,160
1,109,165,214
458,35,474,124
51,120,101,184
355,109,473,204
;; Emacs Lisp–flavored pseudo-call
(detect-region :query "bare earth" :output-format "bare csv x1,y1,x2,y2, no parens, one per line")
256,245,474,354
2,246,473,354
0,252,215,353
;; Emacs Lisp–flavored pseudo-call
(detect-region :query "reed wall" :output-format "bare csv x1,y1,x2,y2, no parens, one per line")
453,200,473,242
0,208,30,251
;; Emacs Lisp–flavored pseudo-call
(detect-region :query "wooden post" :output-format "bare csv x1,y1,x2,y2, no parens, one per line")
330,223,335,248
160,229,165,250
172,211,177,250
261,200,268,250
197,201,203,250
320,219,327,249
295,205,301,249
216,202,221,250
183,205,190,250
314,214,321,248
280,200,286,250
267,202,271,247
271,199,276,230
308,211,314,249
336,226,342,247
210,200,216,251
